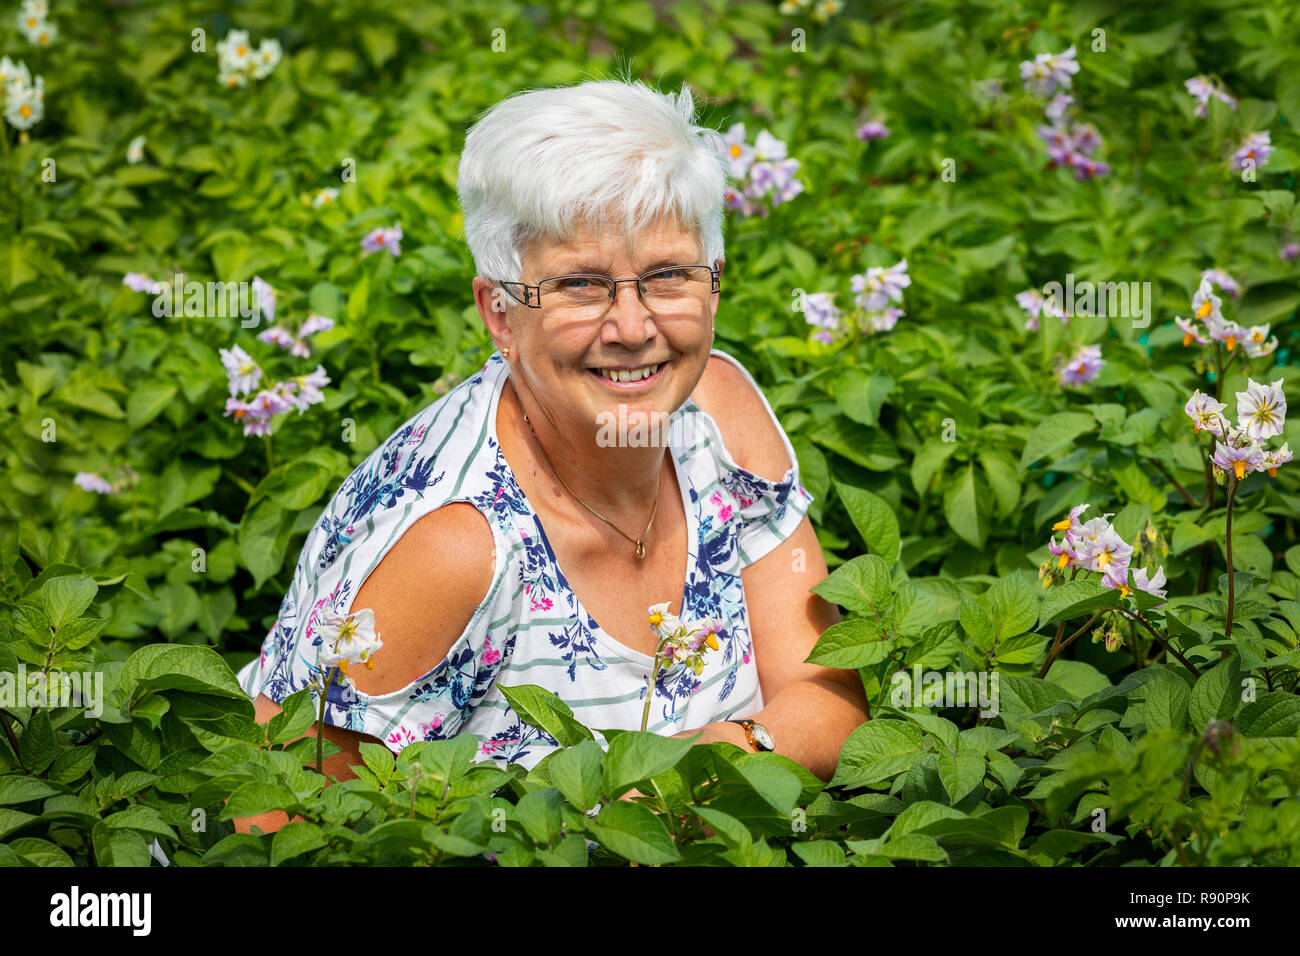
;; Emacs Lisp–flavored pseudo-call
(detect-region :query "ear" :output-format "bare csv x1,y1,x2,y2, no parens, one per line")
473,277,514,353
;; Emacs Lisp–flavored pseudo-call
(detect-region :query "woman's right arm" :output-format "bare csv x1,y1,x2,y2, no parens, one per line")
234,502,497,835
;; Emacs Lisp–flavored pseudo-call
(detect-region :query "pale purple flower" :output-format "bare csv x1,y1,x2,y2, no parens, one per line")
298,314,334,337
1191,278,1222,325
856,120,890,141
721,123,754,179
802,292,841,330
224,396,271,436
1280,242,1300,262
1174,316,1207,346
1184,389,1228,438
1079,524,1132,575
1184,76,1214,116
1059,343,1103,386
1132,566,1167,600
1236,378,1287,442
812,329,835,345
851,259,910,312
219,345,261,396
1070,124,1101,156
123,272,161,294
1213,437,1266,480
1044,94,1073,121
283,365,330,412
867,308,903,334
1204,313,1246,351
250,387,294,418
1232,132,1272,171
1201,268,1240,298
723,186,755,216
361,224,403,257
1241,325,1276,359
1020,46,1079,97
752,129,788,163
251,275,275,323
74,472,114,494
258,326,295,350
1262,443,1292,476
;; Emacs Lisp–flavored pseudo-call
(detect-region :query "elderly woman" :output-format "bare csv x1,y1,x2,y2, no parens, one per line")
235,78,868,831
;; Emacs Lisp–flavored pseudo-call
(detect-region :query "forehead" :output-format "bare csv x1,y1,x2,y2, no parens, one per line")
524,215,702,274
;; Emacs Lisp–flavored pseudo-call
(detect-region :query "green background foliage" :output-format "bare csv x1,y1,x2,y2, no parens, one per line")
1,0,1299,866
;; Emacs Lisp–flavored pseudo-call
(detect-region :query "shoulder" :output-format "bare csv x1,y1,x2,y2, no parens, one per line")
347,502,496,696
690,350,794,483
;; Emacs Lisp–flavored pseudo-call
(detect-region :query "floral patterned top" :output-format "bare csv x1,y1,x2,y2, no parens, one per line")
236,348,814,770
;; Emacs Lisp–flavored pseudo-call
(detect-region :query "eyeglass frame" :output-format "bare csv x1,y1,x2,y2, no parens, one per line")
493,263,722,310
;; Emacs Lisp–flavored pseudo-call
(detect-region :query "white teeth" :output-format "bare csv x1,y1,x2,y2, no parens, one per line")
598,363,660,383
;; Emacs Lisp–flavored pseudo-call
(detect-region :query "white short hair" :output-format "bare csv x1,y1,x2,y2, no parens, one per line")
457,77,729,284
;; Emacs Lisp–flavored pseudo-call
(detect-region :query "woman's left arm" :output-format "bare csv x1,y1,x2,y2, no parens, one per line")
677,356,871,781
673,515,869,781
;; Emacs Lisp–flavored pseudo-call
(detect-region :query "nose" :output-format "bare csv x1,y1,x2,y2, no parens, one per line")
601,280,657,348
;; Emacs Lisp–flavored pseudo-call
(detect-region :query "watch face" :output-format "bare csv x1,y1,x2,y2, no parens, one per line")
752,722,775,751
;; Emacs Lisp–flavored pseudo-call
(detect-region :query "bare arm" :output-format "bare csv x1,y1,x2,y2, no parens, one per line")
686,355,869,780
234,502,496,835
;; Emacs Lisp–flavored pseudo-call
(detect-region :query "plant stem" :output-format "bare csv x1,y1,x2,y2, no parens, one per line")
0,710,25,770
641,654,664,732
315,667,338,775
1037,609,1107,678
1223,477,1238,649
1146,458,1196,507
264,433,274,472
1114,607,1200,679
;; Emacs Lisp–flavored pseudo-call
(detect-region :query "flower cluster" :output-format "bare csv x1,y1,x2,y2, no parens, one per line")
16,1,55,46
216,29,282,89
0,55,44,130
647,603,724,677
1039,505,1167,629
258,313,334,358
721,125,804,217
1184,75,1237,117
1173,269,1275,358
804,259,910,344
218,280,331,436
360,223,402,257
777,0,842,23
312,187,339,208
1016,287,1067,331
1231,131,1272,173
1057,343,1104,387
1185,380,1290,482
315,608,383,676
1018,47,1109,179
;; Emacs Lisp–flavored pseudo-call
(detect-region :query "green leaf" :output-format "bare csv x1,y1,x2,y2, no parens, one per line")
547,739,605,811
270,821,328,865
0,775,62,805
237,498,296,590
1188,658,1242,732
1037,580,1124,628
515,788,565,846
18,709,56,775
600,730,697,798
41,575,98,630
978,449,1021,518
937,750,986,804
810,554,892,616
835,482,901,565
497,684,594,748
791,840,847,866
1144,671,1191,733
729,753,803,815
806,618,890,669
1018,412,1096,474
830,720,927,789
1236,693,1300,737
267,687,316,745
911,439,957,497
587,800,681,865
120,644,247,699
57,615,107,650
103,804,178,841
944,465,987,548
126,382,179,429
221,781,300,820
835,369,894,428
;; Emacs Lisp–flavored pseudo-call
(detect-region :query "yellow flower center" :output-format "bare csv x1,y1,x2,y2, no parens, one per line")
19,104,31,117
1195,300,1212,319
1225,336,1236,351
1233,460,1246,480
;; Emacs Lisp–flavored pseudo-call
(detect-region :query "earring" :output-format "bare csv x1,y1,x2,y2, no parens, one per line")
502,347,510,359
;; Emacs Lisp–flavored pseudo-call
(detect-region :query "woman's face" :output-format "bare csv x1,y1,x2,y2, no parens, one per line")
481,215,721,443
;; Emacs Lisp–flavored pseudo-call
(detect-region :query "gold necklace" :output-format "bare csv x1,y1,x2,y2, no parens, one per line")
522,409,659,560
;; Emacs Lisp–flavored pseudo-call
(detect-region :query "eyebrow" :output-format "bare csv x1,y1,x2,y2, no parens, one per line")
545,253,702,275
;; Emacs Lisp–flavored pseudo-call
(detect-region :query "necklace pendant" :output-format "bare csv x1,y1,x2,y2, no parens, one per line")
635,539,646,560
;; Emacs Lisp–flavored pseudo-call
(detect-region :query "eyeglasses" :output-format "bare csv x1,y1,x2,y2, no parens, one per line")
495,264,721,319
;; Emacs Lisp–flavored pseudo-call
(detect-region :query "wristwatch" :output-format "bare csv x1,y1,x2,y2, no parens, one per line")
727,718,775,752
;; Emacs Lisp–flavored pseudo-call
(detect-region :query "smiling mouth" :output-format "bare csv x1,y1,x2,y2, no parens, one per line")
587,362,665,384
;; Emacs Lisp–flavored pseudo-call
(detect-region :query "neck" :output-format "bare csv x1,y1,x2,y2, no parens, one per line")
505,378,667,525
